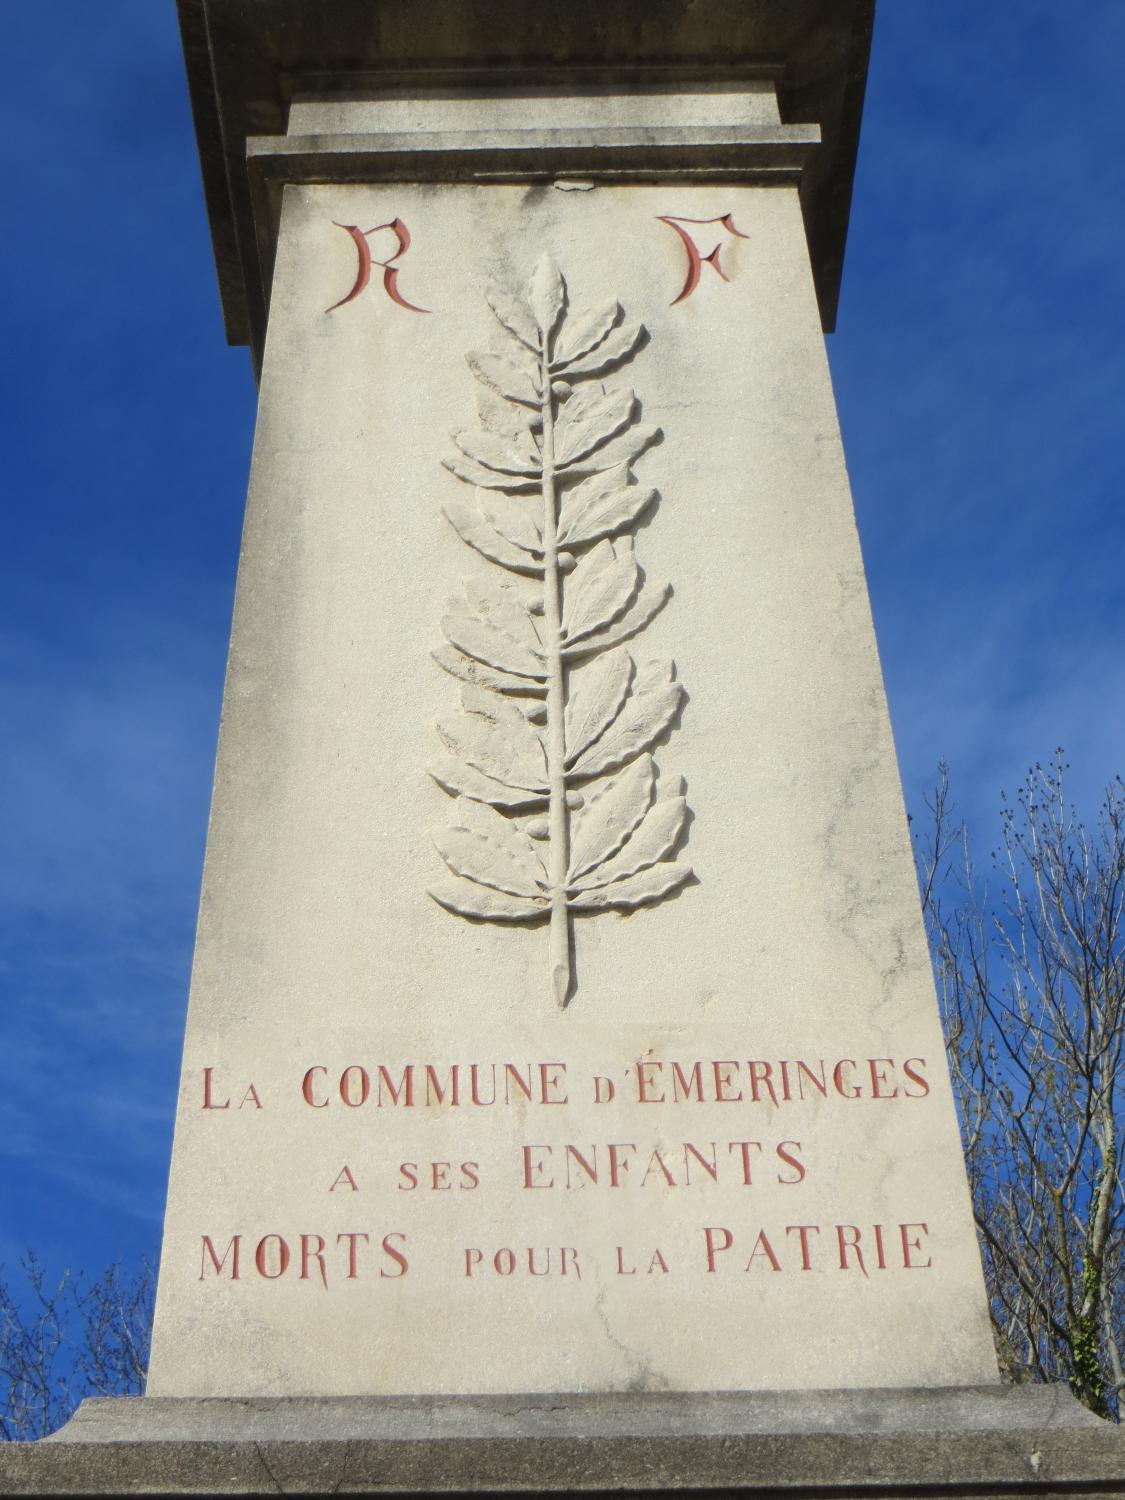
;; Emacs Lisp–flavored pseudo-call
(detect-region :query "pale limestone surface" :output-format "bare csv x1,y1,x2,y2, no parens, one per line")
147,179,998,1397
12,1387,1123,1496
288,81,780,136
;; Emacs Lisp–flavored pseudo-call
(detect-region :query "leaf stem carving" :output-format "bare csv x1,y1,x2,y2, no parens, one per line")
430,255,693,1008
538,343,573,1005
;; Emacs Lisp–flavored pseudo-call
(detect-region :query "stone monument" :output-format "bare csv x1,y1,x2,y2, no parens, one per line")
5,1,1125,1494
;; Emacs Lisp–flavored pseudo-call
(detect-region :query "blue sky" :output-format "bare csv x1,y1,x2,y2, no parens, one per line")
2,2,1123,1286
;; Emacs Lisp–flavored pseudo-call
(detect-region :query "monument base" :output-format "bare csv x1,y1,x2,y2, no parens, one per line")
2,1387,1123,1497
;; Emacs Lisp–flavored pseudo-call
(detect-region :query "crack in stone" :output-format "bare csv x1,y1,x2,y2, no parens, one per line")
252,1440,284,1493
331,1438,354,1494
815,588,916,1026
592,1281,670,1392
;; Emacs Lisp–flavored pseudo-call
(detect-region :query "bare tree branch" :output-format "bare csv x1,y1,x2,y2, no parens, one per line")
0,1254,154,1440
918,755,1125,1419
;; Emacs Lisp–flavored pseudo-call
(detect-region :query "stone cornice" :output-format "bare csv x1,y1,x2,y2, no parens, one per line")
176,0,875,359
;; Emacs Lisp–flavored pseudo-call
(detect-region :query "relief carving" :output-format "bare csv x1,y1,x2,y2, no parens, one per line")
656,212,749,305
429,256,692,1006
326,218,430,314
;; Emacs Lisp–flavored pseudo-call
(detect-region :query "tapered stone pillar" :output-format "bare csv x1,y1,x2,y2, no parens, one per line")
6,3,1124,1494
143,14,1001,1394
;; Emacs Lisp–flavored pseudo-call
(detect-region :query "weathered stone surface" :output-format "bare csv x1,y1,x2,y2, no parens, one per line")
137,0,1008,1445
242,96,820,344
3,1387,1125,1496
145,171,996,1399
176,0,875,353
286,81,786,136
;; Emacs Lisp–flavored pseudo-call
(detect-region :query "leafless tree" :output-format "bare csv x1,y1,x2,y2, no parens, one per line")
0,1253,154,1441
918,753,1125,1418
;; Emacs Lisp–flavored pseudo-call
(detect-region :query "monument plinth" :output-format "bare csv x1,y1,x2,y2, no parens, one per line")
5,2,1125,1494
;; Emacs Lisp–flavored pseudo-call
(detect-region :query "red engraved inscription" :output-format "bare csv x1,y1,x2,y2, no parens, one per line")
326,218,431,315
656,213,750,305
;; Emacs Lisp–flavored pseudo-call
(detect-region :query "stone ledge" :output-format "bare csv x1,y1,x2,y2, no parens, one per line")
2,1386,1124,1497
175,0,875,352
243,124,821,317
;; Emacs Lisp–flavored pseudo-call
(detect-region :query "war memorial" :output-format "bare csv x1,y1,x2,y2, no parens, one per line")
4,0,1125,1494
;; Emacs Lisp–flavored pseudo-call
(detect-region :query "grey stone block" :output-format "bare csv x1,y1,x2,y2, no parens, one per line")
3,1385,1125,1496
176,0,874,355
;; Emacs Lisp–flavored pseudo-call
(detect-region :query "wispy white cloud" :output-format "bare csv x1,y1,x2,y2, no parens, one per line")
0,603,225,1273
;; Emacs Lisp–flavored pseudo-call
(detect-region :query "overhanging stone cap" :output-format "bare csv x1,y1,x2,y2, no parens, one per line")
177,0,875,356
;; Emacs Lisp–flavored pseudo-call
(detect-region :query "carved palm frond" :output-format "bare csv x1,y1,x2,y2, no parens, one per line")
430,255,692,1005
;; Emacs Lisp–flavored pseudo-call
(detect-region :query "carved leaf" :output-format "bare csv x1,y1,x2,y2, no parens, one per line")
436,711,547,791
559,463,626,527
430,876,548,922
567,753,655,881
441,602,543,680
477,396,538,445
528,256,565,344
554,386,635,468
468,352,541,407
459,683,520,720
479,494,543,556
557,467,657,549
553,301,621,369
564,651,633,766
558,382,608,416
560,320,643,377
431,827,543,898
453,427,542,477
570,659,682,779
464,580,543,653
571,791,688,890
429,755,545,811
458,686,544,745
443,499,542,576
568,861,692,912
456,791,545,842
487,289,541,353
443,454,538,492
563,422,659,475
552,382,602,428
562,577,669,660
433,644,546,697
432,799,547,897
563,539,640,646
